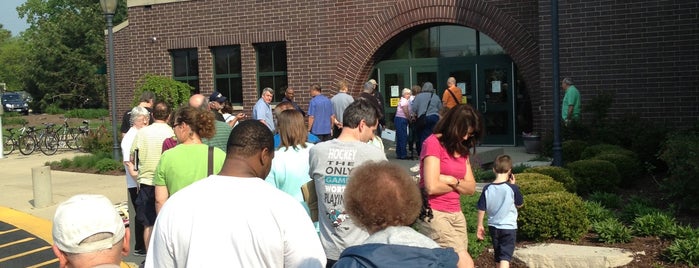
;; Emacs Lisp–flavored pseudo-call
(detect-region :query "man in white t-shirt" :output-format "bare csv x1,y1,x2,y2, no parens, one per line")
146,120,326,267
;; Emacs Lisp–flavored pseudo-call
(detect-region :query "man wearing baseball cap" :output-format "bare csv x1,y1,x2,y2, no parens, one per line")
209,91,227,122
52,194,130,268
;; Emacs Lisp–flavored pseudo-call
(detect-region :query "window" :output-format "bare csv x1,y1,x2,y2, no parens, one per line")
255,42,287,102
171,49,199,93
382,25,499,60
212,46,243,104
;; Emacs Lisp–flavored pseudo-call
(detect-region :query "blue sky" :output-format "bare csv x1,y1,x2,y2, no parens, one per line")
0,0,29,36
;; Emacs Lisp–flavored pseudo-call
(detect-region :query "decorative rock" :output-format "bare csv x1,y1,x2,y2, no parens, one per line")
515,243,634,268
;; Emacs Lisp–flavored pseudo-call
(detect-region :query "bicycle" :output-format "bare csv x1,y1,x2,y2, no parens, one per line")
39,122,59,155
17,125,38,155
3,128,18,155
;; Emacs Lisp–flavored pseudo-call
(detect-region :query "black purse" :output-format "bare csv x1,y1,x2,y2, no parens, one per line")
414,93,433,130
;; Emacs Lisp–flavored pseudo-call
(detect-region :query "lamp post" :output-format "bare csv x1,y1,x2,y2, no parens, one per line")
100,0,120,161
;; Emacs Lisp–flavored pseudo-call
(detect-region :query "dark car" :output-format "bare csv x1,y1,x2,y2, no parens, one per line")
2,92,30,115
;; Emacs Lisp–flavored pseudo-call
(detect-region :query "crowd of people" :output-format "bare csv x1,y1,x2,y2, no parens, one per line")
50,78,537,268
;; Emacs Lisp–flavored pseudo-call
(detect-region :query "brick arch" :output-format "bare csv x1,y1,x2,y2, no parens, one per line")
334,0,539,94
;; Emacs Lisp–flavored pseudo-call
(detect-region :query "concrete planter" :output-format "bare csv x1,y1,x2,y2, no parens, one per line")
522,135,541,154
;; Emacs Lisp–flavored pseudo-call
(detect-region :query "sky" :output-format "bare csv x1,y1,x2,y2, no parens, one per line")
0,0,29,36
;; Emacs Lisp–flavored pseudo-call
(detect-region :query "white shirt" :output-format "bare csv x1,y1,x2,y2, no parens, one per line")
120,127,138,188
146,175,326,268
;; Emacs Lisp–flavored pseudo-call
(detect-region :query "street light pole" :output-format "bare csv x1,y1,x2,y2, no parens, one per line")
101,0,120,161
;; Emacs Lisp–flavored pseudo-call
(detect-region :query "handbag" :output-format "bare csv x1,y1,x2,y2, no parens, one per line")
414,93,433,130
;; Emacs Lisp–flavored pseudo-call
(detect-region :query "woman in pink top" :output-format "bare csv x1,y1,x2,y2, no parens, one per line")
416,104,483,268
394,88,412,159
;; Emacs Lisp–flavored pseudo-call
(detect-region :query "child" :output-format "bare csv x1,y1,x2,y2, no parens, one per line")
476,154,524,268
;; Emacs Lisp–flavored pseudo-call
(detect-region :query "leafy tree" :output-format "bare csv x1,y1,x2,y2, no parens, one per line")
0,24,11,43
17,0,127,111
0,36,31,91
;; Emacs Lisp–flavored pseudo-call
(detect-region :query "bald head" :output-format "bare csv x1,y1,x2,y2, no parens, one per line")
447,77,456,86
189,94,208,110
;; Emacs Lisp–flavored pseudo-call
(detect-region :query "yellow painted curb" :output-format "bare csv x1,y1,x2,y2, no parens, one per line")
0,206,53,244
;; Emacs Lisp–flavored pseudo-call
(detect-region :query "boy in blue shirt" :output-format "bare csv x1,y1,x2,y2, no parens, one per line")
477,155,524,268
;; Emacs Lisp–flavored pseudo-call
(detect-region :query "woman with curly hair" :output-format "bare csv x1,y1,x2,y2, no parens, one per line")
334,161,458,267
416,104,483,268
154,106,226,213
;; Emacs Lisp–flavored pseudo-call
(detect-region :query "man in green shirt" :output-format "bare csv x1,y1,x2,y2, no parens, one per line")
561,77,581,124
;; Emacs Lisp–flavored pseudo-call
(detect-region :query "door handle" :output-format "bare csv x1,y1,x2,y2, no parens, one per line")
481,101,487,113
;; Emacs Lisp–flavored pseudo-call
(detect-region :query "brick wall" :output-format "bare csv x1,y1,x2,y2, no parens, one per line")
113,0,698,131
536,0,699,131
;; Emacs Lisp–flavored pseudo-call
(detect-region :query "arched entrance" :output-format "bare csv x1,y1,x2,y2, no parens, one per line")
373,25,522,145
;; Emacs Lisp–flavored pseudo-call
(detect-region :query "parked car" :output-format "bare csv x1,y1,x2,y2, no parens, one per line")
2,92,30,115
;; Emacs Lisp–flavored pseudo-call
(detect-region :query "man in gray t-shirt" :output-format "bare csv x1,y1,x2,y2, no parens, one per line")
309,99,387,264
331,81,355,138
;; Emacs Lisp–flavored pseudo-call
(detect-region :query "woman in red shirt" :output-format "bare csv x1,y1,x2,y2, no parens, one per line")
417,104,483,268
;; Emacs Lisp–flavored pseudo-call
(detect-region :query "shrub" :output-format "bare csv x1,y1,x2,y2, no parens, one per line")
562,140,588,163
665,224,699,240
81,127,114,156
44,104,66,115
620,196,661,224
593,153,642,184
516,173,566,195
633,212,676,237
523,166,576,193
473,167,495,182
585,201,615,223
518,191,590,242
95,158,123,173
511,163,528,174
658,131,699,212
133,74,193,109
64,109,110,119
580,144,636,160
566,159,621,195
592,218,633,244
664,237,699,266
587,191,622,209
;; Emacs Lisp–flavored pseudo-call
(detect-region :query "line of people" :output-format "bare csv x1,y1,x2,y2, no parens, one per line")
51,79,527,268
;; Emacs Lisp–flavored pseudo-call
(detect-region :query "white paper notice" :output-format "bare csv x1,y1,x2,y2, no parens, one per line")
457,82,466,94
391,85,399,97
491,81,501,93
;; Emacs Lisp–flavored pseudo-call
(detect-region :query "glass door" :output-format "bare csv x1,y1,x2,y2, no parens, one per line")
477,55,515,145
440,57,476,105
376,63,410,129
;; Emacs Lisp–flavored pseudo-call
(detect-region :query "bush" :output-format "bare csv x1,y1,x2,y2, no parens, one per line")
658,131,699,212
664,237,699,266
620,196,662,224
585,201,615,223
580,144,637,160
633,212,676,237
566,159,621,195
592,218,633,244
562,140,588,163
512,163,529,174
473,167,495,182
95,158,123,173
665,224,699,240
81,127,114,156
44,104,66,115
523,166,576,193
587,191,622,209
593,153,642,184
134,74,193,109
64,109,110,119
518,191,590,242
516,173,566,195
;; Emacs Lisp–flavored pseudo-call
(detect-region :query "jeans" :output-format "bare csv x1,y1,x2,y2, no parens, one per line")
417,114,440,155
394,116,409,158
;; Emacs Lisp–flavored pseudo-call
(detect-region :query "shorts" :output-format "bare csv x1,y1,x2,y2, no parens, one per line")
416,209,468,252
134,184,157,226
489,226,517,262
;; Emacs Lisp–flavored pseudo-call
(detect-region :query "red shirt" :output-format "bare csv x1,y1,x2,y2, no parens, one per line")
419,134,468,212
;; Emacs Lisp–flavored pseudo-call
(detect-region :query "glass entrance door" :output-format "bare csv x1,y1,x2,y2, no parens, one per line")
477,56,515,145
378,66,410,129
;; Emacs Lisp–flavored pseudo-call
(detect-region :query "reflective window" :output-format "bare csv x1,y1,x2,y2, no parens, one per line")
479,32,505,55
171,49,199,93
212,46,243,104
255,42,288,102
383,25,502,60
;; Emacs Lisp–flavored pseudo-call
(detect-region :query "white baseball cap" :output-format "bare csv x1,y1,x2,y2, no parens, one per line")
52,194,125,254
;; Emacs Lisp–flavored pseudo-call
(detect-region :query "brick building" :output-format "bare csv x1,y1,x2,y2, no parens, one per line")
112,0,698,146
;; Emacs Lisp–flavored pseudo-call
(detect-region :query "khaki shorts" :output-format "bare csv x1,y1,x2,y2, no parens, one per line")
416,209,468,251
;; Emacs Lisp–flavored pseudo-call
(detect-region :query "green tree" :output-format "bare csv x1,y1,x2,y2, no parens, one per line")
17,0,127,111
0,36,31,91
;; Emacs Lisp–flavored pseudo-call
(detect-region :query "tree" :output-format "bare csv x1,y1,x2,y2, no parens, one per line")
0,36,30,91
17,0,127,111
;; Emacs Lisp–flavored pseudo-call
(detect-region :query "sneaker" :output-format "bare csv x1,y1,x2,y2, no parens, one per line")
133,249,147,256
409,163,420,173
